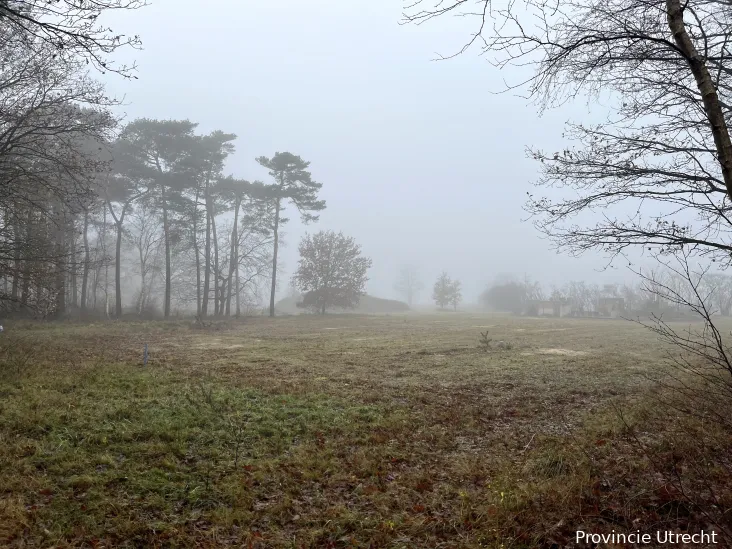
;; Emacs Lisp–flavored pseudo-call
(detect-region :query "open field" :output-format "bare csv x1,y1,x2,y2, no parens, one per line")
0,313,729,548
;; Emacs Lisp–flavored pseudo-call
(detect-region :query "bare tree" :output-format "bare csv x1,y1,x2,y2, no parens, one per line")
402,0,732,259
699,273,732,316
407,0,732,522
0,18,117,315
566,280,594,314
620,282,644,313
394,265,424,306
125,198,163,315
0,0,146,77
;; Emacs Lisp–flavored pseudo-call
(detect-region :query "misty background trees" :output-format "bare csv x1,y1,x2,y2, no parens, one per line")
5,0,732,321
394,266,424,307
0,1,336,321
432,272,462,310
0,107,325,318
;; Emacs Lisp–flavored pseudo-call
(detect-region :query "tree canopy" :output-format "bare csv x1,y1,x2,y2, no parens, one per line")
432,272,461,310
256,152,326,316
293,231,371,315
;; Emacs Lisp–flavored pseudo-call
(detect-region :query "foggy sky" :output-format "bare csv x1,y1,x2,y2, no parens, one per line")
101,0,633,304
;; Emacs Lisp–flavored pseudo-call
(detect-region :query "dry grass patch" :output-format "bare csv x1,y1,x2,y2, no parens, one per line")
0,313,728,547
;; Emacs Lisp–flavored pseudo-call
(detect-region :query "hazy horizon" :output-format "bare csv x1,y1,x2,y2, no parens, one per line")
100,0,636,305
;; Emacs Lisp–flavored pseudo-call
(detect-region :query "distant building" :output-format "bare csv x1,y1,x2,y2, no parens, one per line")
597,297,625,318
526,300,572,317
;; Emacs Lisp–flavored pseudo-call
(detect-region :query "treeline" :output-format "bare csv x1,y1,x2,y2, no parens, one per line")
0,1,326,320
2,116,325,319
0,19,326,319
480,272,732,316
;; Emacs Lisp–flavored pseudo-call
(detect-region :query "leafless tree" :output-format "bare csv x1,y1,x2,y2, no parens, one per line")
403,0,732,262
0,0,146,77
403,12,732,517
125,198,163,315
394,265,424,306
0,17,117,315
566,280,594,314
699,272,732,315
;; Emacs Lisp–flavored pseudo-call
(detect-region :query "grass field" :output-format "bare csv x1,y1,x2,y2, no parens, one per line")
0,313,729,548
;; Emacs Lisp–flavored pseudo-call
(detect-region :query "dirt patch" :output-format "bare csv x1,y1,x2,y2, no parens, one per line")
533,348,588,356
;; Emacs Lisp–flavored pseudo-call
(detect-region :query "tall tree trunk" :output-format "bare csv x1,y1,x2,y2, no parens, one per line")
235,265,240,317
114,219,123,318
269,198,281,317
202,181,211,317
193,184,202,316
161,184,171,318
11,210,20,306
138,242,146,316
107,199,128,319
225,195,240,316
218,278,226,315
212,208,220,316
92,267,99,310
69,219,78,309
80,209,90,311
20,208,32,308
103,206,110,319
54,206,66,318
92,257,101,311
666,0,732,199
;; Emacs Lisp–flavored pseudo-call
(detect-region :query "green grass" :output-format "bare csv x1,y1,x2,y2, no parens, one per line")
0,313,730,547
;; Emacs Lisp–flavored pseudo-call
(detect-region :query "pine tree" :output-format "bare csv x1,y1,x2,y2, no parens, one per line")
256,152,326,317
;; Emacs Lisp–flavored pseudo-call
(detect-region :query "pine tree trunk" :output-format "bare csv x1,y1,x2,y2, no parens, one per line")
235,265,240,317
138,241,146,316
193,184,202,316
103,206,110,319
212,207,220,316
202,181,211,317
161,184,171,318
108,200,127,319
225,195,240,316
269,198,281,317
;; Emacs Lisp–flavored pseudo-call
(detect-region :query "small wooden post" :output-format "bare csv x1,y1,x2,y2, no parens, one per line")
143,343,148,366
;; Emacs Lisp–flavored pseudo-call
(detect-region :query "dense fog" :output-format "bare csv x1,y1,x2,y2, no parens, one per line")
97,0,632,307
